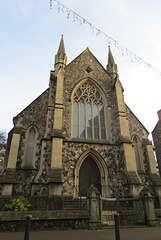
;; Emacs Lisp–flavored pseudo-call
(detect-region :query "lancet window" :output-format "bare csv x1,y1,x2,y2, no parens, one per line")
72,81,106,140
132,135,144,172
25,128,36,167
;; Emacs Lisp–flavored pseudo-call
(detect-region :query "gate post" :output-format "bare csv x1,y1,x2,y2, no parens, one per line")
87,185,101,229
141,187,158,226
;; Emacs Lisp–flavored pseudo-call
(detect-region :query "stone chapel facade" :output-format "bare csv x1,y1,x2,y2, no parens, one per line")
1,36,161,206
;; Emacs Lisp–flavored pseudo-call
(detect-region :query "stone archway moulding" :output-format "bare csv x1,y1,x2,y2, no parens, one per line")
74,148,109,198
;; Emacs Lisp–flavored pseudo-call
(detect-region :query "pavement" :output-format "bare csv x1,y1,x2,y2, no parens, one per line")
1,227,161,240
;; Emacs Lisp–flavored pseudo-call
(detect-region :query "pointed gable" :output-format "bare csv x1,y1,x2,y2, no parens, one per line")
65,47,111,91
67,47,106,72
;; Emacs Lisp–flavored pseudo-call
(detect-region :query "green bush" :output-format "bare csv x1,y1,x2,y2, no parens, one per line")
89,223,101,230
4,196,31,211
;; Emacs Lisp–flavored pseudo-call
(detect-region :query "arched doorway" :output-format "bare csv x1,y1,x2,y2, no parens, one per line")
74,149,109,198
79,156,101,196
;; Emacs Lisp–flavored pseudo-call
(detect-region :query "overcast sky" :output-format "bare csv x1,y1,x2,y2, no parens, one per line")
1,0,161,140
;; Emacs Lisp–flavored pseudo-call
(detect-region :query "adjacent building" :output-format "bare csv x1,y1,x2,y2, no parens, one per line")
152,110,161,176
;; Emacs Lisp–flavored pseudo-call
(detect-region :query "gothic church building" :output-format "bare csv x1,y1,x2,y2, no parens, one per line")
1,36,161,206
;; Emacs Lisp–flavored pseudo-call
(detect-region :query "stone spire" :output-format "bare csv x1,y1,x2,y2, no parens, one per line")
107,46,118,74
54,35,67,72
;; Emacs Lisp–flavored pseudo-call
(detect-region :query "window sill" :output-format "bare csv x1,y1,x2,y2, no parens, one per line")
64,138,112,145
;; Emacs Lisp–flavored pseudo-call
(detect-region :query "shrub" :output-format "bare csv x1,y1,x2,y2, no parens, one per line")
4,196,31,211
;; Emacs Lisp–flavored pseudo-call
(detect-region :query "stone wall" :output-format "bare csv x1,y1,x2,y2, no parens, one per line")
62,141,125,197
126,106,148,139
126,105,152,183
12,140,53,195
14,89,49,137
5,87,56,195
12,89,50,170
1,196,158,231
0,210,89,232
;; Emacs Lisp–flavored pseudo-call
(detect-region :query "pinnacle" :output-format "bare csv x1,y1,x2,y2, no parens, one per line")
58,35,65,55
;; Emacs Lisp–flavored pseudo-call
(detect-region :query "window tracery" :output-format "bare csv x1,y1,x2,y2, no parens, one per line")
72,81,106,140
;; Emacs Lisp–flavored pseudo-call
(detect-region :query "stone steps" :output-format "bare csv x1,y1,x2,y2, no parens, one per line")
64,199,87,210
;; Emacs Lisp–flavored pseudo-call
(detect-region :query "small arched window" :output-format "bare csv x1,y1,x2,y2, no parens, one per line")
72,81,106,140
132,135,144,172
25,128,36,167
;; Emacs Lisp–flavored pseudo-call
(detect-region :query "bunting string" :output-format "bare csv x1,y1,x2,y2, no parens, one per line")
49,0,161,78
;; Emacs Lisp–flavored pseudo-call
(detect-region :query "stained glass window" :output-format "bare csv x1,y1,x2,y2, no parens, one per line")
87,103,92,139
73,81,106,140
73,102,79,138
93,104,99,139
100,105,106,140
80,103,85,138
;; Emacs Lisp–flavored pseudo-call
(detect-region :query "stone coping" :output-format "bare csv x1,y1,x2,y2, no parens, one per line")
64,139,112,145
0,210,89,221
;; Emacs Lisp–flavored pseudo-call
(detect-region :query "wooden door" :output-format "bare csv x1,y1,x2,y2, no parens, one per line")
79,156,101,196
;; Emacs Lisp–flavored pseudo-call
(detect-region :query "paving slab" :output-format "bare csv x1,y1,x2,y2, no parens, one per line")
0,227,161,240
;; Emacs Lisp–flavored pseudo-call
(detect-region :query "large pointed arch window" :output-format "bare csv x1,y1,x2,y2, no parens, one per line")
72,81,106,140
